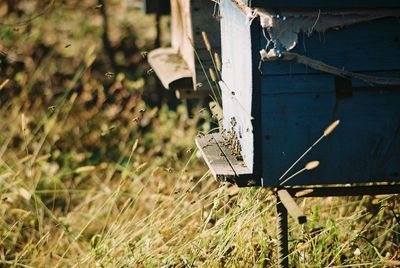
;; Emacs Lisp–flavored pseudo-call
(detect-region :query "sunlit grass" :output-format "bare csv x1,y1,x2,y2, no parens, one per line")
0,1,399,267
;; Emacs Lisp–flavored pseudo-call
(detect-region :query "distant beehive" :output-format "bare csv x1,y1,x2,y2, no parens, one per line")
196,0,400,187
147,0,221,99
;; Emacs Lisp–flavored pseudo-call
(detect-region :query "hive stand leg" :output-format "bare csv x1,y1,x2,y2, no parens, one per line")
276,195,289,268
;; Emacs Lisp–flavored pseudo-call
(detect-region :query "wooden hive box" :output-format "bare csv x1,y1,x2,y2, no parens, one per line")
147,0,221,99
196,0,400,187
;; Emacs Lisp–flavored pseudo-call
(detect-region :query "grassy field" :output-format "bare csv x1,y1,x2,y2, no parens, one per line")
0,0,399,267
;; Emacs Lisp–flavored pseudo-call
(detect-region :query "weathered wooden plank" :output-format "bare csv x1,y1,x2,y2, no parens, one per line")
195,134,236,182
277,189,307,225
213,134,252,177
147,47,192,89
196,133,258,186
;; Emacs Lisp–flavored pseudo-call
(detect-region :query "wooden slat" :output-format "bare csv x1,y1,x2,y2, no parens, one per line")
195,134,236,182
196,133,258,186
212,134,252,179
277,189,307,225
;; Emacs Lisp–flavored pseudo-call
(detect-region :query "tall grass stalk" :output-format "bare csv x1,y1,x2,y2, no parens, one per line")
278,120,340,182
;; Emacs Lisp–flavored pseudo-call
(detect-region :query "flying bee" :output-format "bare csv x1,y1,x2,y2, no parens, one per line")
65,44,71,48
140,51,148,58
101,125,117,136
146,68,154,76
0,50,18,63
247,180,256,186
230,117,237,127
105,72,114,78
165,167,174,172
94,4,103,10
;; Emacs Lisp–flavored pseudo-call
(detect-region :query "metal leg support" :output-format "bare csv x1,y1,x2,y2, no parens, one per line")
276,195,289,268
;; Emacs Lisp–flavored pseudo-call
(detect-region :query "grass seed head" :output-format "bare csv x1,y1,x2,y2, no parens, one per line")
209,68,217,82
323,120,340,137
0,79,10,90
305,160,320,170
202,31,212,52
214,52,222,72
295,189,314,198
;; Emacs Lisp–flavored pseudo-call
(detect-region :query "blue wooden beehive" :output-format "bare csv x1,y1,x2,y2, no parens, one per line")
196,0,400,187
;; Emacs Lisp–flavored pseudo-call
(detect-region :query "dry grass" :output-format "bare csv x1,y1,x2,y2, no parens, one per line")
0,1,399,267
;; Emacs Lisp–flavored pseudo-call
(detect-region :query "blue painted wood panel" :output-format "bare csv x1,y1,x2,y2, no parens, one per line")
261,18,400,75
249,0,400,8
260,74,400,186
220,0,400,187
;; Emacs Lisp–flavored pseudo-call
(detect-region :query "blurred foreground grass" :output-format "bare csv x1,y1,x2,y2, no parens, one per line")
0,1,399,267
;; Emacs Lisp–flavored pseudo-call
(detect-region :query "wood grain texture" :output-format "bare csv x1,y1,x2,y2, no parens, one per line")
195,134,236,182
213,134,254,184
195,134,257,186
